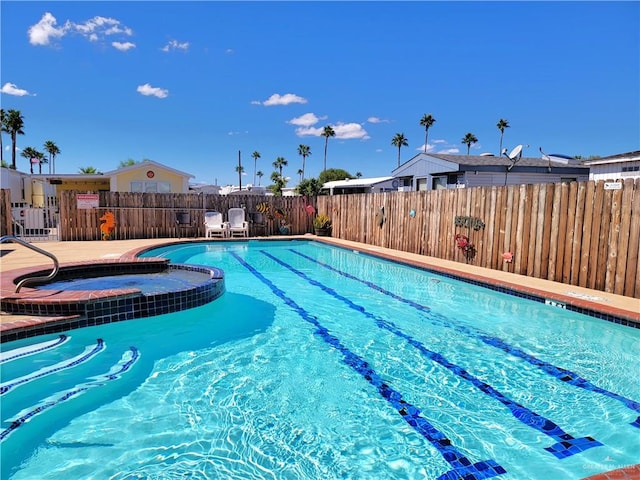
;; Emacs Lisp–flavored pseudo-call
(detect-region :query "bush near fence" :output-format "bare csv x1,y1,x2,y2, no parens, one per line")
2,179,638,298
317,179,639,299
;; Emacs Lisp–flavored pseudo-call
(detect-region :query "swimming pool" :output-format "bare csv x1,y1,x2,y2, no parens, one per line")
1,240,638,479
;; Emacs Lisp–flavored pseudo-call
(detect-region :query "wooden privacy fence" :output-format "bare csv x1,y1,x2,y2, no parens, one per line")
57,191,316,241
0,189,11,236
318,179,640,298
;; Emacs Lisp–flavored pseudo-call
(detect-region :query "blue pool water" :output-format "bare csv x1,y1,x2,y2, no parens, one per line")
1,240,638,479
43,269,212,294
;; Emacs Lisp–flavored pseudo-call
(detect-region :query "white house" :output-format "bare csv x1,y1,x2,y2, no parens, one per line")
391,152,590,191
321,176,395,195
583,151,640,181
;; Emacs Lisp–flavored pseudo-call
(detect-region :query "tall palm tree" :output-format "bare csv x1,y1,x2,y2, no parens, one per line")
321,125,335,172
235,164,245,191
21,147,39,174
0,109,7,165
297,144,311,180
496,118,510,156
36,151,47,174
256,170,264,186
272,156,288,177
391,133,409,167
419,113,436,153
461,133,478,155
297,168,304,182
251,151,261,186
356,171,362,178
43,140,60,174
6,109,25,170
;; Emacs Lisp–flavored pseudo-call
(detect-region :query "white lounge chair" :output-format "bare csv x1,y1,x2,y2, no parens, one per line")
228,208,249,237
204,211,229,238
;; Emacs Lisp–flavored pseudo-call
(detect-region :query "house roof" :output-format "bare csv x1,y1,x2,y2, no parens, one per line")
583,150,640,165
322,176,394,189
423,153,587,168
104,160,194,178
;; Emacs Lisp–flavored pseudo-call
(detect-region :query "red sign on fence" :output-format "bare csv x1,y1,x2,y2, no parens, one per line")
76,193,99,209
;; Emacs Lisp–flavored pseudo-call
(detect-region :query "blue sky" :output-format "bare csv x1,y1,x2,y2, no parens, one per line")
1,1,638,187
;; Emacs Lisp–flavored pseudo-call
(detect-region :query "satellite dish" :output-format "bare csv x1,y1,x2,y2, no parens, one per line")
508,144,523,160
480,152,494,157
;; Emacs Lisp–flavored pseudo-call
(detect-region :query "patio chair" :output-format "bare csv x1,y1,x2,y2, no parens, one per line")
228,208,249,237
204,211,229,238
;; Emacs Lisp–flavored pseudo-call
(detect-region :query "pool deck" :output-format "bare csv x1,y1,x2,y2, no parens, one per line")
1,235,639,480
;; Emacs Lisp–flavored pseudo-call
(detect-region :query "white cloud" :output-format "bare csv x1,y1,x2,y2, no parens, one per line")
28,13,133,47
287,112,325,127
295,122,369,140
136,83,169,98
28,12,67,46
112,41,135,51
161,40,190,52
1,83,31,96
432,139,447,144
439,148,460,154
73,16,133,39
367,116,389,124
225,48,234,54
262,93,307,106
415,143,435,152
333,122,370,140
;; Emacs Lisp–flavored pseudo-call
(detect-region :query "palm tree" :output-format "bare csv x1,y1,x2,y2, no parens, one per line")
391,133,408,167
356,171,362,178
273,156,288,177
6,110,25,170
461,133,478,155
79,166,101,174
497,119,510,156
20,147,39,174
297,144,311,180
251,151,261,186
36,151,47,174
419,113,436,153
297,168,304,181
256,170,264,186
0,109,7,165
43,140,61,174
321,125,335,172
235,164,245,191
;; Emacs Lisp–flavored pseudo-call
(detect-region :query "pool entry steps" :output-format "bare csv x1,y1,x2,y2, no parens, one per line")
1,237,225,343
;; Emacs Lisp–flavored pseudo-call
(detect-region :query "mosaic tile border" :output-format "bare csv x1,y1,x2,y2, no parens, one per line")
1,260,225,343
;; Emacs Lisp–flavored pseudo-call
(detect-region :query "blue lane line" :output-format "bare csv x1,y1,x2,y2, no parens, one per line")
290,248,640,429
1,339,105,396
0,335,70,364
231,251,506,480
0,346,139,442
266,250,602,459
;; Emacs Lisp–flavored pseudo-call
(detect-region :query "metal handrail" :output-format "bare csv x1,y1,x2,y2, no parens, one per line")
0,235,60,293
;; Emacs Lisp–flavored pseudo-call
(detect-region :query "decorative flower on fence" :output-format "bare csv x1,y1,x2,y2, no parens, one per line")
455,233,476,261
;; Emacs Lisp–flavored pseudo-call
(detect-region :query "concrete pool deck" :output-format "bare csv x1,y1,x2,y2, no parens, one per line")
1,235,639,480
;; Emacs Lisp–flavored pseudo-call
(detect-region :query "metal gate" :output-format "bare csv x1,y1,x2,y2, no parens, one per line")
11,196,60,241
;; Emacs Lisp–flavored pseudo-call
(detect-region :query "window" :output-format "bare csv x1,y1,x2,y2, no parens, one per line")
416,178,428,191
130,181,172,193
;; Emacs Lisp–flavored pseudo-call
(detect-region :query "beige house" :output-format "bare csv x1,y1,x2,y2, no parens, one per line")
104,160,194,193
